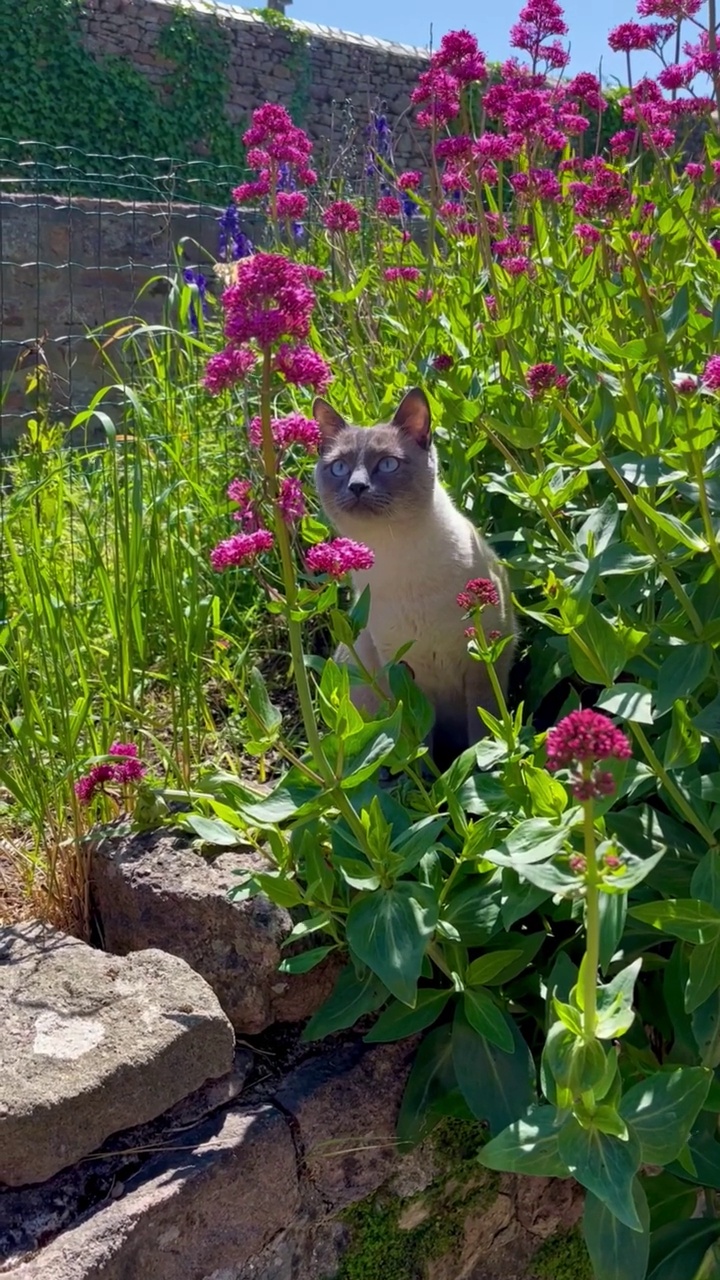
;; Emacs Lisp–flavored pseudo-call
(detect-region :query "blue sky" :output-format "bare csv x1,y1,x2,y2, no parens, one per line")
268,0,708,85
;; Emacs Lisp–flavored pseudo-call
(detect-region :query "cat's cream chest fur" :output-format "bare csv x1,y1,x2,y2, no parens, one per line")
350,484,511,703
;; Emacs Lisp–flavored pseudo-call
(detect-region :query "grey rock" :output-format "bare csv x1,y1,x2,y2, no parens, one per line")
91,829,341,1034
0,921,234,1186
273,1039,416,1209
5,1105,300,1279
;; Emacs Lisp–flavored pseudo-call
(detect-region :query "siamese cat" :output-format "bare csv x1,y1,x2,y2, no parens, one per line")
313,387,515,770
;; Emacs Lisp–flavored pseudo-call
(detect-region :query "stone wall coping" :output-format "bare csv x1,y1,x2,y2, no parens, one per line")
140,0,432,60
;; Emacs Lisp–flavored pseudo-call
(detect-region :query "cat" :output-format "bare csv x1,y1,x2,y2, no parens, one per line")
313,387,516,771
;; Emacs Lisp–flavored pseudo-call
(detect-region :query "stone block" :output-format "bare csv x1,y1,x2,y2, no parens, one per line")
273,1039,416,1208
91,828,341,1034
5,1105,300,1279
0,921,234,1186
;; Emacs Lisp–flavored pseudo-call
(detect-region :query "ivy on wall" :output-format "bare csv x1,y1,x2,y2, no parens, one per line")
250,8,312,125
0,0,246,202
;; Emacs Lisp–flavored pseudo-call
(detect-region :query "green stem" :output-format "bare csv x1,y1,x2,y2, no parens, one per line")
258,349,369,849
631,723,715,847
690,440,720,576
582,789,599,1040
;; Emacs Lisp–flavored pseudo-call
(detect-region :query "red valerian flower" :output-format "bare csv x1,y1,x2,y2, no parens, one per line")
702,355,720,391
210,529,274,571
75,744,147,803
306,538,375,576
323,201,361,233
456,578,500,610
274,344,332,394
222,253,316,348
203,348,257,394
546,709,632,769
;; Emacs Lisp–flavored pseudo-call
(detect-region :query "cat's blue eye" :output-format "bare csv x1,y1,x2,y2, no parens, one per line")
377,456,400,474
329,459,350,478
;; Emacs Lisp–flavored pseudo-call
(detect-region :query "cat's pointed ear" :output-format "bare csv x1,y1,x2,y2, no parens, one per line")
313,398,347,448
393,388,431,450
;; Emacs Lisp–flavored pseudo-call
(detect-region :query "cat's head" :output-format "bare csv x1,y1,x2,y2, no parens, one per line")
312,388,436,530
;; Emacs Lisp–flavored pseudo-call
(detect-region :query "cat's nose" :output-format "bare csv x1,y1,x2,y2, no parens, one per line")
348,479,369,496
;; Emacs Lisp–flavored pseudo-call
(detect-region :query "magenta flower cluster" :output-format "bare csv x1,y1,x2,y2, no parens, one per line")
546,709,632,801
204,252,331,397
526,362,568,397
248,411,322,453
323,201,361,234
456,578,501,611
306,539,375,578
232,103,316,217
75,743,146,805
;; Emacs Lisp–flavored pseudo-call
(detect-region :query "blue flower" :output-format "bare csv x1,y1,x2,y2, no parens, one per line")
182,268,208,334
217,205,253,261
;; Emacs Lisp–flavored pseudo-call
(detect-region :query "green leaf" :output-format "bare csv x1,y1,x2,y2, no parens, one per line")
630,900,720,945
543,1022,607,1094
597,683,654,725
251,871,304,908
466,949,524,988
619,1068,711,1165
463,988,514,1051
390,815,448,875
692,851,720,910
279,945,335,974
364,988,451,1043
558,1116,642,1230
184,814,246,847
635,496,708,553
583,1181,650,1280
664,701,702,771
240,766,323,823
688,936,720,1013
641,1170,696,1232
647,1221,720,1280
346,881,438,1006
479,1105,569,1178
302,964,388,1041
246,665,282,736
655,645,713,718
661,282,689,342
599,892,627,972
396,1023,458,1146
337,705,404,788
568,606,631,684
692,990,720,1067
442,881,502,945
595,959,642,1039
451,1003,535,1135
501,870,550,927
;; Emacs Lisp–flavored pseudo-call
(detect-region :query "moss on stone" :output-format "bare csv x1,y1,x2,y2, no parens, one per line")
532,1229,592,1280
335,1118,499,1280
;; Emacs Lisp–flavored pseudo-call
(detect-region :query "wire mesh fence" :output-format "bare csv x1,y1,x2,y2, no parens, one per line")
0,137,262,449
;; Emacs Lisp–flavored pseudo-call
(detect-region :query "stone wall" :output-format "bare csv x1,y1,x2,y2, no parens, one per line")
0,832,585,1278
77,0,430,172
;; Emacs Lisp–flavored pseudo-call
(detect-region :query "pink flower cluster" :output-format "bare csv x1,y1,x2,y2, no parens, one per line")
510,0,569,69
210,528,274,572
377,195,402,217
457,578,500,610
75,743,146,805
411,29,486,129
323,201,361,233
233,103,316,213
384,267,422,282
306,538,375,577
702,356,720,392
545,709,631,800
248,412,322,453
526,362,568,397
205,254,330,395
204,348,257,396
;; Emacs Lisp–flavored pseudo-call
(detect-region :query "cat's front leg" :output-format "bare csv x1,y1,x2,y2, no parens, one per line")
335,628,387,718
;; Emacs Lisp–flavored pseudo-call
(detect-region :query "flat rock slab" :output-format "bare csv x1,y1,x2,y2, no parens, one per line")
91,829,340,1034
5,1105,300,1280
0,921,235,1187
